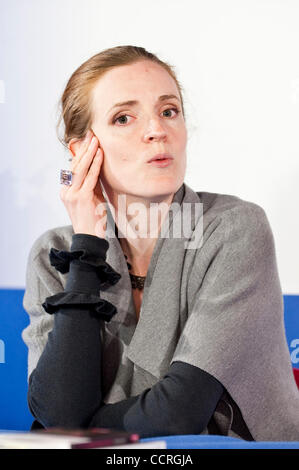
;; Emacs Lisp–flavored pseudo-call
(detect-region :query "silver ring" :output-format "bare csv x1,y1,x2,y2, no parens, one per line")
60,169,73,186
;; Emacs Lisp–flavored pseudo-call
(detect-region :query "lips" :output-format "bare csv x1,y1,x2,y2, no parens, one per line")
147,153,174,163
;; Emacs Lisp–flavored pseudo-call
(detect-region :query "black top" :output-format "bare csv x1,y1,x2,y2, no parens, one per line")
28,234,224,438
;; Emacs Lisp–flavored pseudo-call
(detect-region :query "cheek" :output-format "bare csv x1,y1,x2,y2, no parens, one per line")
102,141,127,161
104,139,133,161
180,126,188,144
173,125,187,147
176,137,187,159
102,152,132,174
120,155,130,162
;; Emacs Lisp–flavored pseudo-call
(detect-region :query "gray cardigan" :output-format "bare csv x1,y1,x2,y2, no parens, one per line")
22,182,299,440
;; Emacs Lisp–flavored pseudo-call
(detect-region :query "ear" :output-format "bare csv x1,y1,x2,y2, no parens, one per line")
68,138,83,158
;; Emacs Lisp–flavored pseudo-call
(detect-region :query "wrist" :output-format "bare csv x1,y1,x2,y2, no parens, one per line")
71,233,109,260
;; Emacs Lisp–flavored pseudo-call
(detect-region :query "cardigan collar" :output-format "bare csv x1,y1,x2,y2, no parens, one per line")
100,182,202,379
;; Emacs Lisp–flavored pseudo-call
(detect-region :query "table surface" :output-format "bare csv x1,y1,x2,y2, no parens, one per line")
140,434,299,449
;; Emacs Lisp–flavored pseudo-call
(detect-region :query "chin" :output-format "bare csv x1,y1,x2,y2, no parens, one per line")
135,178,184,200
103,172,185,203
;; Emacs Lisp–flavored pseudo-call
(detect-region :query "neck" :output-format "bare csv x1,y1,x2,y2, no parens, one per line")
101,185,175,276
119,237,154,276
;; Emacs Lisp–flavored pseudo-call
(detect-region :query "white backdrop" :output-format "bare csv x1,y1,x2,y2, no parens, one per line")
0,0,298,292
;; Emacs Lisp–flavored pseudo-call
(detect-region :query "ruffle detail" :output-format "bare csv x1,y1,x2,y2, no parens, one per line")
41,292,118,322
49,248,121,288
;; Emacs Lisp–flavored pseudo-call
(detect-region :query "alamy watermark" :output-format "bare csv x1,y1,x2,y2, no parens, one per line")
290,338,299,365
94,196,203,250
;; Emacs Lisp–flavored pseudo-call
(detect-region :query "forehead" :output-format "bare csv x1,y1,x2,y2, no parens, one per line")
91,60,179,113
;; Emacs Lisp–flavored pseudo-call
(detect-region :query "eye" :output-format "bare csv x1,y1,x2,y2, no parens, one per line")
112,107,181,126
162,107,181,118
112,114,132,125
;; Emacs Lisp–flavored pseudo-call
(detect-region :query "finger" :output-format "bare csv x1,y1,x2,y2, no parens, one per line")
59,183,72,202
70,130,94,171
70,137,99,190
60,133,95,201
81,147,103,191
73,135,98,172
75,137,99,180
77,130,94,157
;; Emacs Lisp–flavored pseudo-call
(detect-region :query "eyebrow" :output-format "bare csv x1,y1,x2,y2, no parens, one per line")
107,94,180,115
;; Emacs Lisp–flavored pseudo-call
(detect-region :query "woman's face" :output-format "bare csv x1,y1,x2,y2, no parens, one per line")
90,60,187,202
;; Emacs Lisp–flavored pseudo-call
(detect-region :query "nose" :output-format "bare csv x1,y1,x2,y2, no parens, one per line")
143,118,167,142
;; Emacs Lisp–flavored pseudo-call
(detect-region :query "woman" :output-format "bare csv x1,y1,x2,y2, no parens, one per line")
22,45,299,441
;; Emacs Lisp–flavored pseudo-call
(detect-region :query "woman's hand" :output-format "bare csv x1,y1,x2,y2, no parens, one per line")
60,129,107,238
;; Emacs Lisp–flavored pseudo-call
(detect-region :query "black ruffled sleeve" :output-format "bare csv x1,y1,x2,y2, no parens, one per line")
28,233,122,429
41,292,117,323
47,239,121,287
41,233,121,323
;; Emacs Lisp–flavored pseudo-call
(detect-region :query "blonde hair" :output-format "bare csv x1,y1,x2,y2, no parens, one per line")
56,45,185,149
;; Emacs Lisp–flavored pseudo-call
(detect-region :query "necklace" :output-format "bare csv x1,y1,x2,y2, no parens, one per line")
115,227,146,290
129,273,146,290
124,254,146,291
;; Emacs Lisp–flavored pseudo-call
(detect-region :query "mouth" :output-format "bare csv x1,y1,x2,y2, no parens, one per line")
147,154,174,167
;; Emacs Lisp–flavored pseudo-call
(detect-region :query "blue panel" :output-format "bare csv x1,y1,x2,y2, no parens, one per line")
283,295,299,367
0,289,32,430
0,290,298,432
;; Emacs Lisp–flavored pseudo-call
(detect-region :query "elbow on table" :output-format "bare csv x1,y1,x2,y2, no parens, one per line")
27,373,93,429
27,391,93,429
